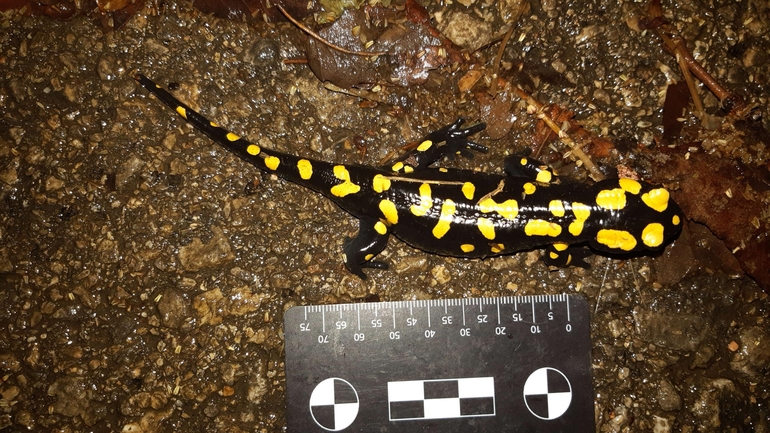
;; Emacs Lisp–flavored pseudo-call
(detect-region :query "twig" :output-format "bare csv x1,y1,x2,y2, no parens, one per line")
514,86,605,181
489,26,514,96
650,20,747,115
275,5,386,58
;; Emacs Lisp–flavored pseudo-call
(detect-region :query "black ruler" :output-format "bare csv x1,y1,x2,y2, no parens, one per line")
284,294,593,432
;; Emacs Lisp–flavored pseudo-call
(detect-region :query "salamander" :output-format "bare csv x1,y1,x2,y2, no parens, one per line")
135,74,683,279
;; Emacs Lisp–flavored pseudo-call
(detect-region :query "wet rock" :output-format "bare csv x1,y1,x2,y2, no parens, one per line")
730,326,770,379
656,377,682,411
178,226,235,271
392,256,429,274
690,378,742,432
431,264,451,284
0,249,12,273
632,306,709,351
47,376,89,417
45,175,65,191
157,288,190,329
120,407,174,433
268,272,293,290
193,286,265,325
652,415,672,433
120,391,169,416
435,11,496,52
115,155,145,189
691,344,716,369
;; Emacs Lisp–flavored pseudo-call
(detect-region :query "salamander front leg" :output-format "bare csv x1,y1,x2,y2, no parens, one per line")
343,218,390,279
504,155,558,184
388,118,488,173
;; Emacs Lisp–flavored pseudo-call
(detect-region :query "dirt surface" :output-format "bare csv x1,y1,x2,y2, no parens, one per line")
1,0,769,432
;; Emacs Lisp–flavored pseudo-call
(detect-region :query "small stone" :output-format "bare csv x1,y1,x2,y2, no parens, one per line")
656,377,682,411
178,227,235,272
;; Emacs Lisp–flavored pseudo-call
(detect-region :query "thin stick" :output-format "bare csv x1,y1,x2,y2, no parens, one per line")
276,5,386,57
489,26,514,96
514,86,605,181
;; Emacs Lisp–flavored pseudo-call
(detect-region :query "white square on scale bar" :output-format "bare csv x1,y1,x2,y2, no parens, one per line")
387,380,425,402
458,377,495,398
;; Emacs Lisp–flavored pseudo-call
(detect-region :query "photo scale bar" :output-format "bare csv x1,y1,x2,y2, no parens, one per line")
388,377,496,421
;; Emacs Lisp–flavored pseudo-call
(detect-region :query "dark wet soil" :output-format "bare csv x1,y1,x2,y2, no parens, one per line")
1,0,769,432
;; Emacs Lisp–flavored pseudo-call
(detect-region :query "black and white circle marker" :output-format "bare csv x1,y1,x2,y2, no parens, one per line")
309,378,359,431
523,367,572,420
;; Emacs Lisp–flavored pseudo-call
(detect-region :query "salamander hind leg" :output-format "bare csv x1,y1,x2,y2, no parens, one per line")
388,118,488,173
343,218,391,279
543,243,592,268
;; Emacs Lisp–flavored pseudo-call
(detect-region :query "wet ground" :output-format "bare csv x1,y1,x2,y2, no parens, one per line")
1,0,769,431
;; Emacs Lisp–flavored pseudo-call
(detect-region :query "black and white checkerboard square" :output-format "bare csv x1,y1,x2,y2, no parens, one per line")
388,377,495,421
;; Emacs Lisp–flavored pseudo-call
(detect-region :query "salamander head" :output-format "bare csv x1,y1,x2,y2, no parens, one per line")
587,179,683,254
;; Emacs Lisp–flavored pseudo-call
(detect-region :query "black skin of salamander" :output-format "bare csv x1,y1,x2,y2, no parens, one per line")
135,74,684,279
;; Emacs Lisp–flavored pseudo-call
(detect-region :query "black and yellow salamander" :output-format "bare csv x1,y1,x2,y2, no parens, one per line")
135,74,683,279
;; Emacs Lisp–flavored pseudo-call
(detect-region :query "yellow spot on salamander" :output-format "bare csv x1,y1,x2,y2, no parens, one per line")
461,244,475,253
672,215,681,226
439,167,448,173
391,161,404,172
462,182,475,200
596,229,637,251
642,188,670,212
524,219,562,237
372,174,391,193
379,200,398,224
226,132,241,142
569,202,591,236
410,183,432,216
365,253,374,261
265,156,280,170
536,169,552,184
619,178,642,194
641,223,664,248
210,121,219,127
374,221,388,235
490,243,505,253
246,144,261,156
175,106,187,119
432,199,456,239
549,251,559,259
297,159,312,180
523,182,536,196
596,188,627,210
553,242,569,251
416,140,433,152
403,166,414,174
520,157,528,165
478,198,519,220
549,200,565,217
330,165,361,197
477,218,495,240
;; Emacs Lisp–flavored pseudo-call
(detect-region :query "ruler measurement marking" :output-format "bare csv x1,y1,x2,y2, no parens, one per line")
293,296,581,341
531,301,536,323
